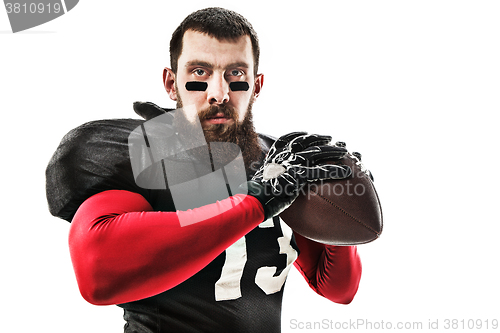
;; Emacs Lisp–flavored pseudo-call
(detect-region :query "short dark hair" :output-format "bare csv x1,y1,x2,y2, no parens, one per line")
170,7,260,75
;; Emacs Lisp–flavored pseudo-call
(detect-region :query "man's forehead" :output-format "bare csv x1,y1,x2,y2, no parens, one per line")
179,30,253,69
182,29,251,48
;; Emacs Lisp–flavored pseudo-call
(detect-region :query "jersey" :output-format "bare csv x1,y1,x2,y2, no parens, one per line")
118,216,298,333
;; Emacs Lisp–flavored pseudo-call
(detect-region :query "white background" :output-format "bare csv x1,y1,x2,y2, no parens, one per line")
1,1,499,332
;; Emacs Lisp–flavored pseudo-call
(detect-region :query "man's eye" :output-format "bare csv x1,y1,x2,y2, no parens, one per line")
229,69,244,77
194,69,206,76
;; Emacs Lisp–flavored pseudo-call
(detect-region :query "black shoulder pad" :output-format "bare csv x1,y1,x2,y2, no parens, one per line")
45,118,150,222
133,101,172,120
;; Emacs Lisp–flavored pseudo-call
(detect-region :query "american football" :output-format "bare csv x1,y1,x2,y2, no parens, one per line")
280,152,383,245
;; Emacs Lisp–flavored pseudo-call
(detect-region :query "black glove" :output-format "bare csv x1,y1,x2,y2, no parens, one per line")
244,132,352,220
347,149,374,182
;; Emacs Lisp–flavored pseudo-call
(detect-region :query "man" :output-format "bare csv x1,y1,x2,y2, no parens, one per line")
46,7,362,332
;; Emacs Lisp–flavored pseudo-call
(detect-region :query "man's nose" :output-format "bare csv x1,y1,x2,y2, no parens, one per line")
207,74,230,105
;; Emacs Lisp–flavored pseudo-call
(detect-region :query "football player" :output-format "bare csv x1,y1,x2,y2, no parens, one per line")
46,7,362,333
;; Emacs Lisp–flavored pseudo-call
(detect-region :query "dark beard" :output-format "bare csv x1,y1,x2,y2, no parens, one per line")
174,95,262,172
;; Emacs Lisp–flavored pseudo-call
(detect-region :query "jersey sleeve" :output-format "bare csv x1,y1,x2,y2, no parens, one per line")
69,189,265,306
293,232,362,304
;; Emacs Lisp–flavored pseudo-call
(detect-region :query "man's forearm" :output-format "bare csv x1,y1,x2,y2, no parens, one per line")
294,233,362,304
69,189,264,305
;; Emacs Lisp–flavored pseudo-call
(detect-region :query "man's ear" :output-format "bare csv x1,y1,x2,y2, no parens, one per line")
163,67,177,101
253,73,264,98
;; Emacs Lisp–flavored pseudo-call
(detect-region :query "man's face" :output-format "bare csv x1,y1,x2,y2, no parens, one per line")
164,30,263,130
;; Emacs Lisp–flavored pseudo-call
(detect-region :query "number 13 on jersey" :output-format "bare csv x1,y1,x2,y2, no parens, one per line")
215,218,298,301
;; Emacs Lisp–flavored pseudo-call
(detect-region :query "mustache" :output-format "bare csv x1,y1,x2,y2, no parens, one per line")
198,104,237,122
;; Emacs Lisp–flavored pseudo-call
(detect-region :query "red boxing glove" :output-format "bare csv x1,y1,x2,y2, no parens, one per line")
69,190,264,305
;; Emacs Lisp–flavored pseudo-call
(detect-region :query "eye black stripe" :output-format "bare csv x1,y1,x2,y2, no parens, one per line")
185,82,208,91
185,81,249,92
229,82,249,91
